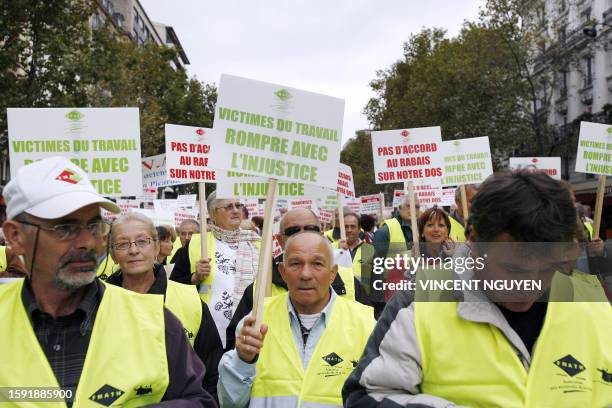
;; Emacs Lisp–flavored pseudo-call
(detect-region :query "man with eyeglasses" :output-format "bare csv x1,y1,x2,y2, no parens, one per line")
225,208,370,350
0,157,215,407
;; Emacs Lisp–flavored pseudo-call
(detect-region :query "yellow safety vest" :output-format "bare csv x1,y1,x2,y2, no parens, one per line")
251,293,375,408
414,273,612,407
0,245,7,272
164,280,202,347
169,237,183,262
0,280,168,407
188,232,217,303
96,255,119,281
383,218,407,249
583,221,594,241
448,215,466,243
324,229,338,245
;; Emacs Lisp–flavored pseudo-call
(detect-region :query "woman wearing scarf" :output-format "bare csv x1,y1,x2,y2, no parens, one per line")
171,191,261,347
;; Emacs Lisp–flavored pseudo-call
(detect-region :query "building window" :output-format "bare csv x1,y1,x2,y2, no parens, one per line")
559,0,566,13
559,68,568,97
581,7,591,24
558,27,566,45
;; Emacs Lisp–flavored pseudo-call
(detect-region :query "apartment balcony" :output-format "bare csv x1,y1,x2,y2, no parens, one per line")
579,86,594,105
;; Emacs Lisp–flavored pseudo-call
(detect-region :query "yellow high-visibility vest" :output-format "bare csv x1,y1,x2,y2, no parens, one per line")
383,218,407,249
0,246,7,272
414,272,611,407
0,280,168,407
164,280,202,347
448,215,466,243
250,293,375,408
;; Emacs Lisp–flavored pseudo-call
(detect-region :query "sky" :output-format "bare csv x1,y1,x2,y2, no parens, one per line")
142,0,485,145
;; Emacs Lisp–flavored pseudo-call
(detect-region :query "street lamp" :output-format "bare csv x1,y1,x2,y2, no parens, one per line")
583,22,612,38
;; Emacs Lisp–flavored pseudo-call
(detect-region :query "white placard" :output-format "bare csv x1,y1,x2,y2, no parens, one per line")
345,197,361,215
174,209,199,229
319,208,333,224
215,171,325,199
165,124,217,183
129,208,174,227
441,187,456,207
116,198,140,215
337,164,356,198
360,194,382,214
153,199,179,213
142,154,184,189
371,127,444,184
575,122,612,176
288,198,319,213
177,194,197,208
7,108,142,196
209,74,344,189
509,157,561,180
441,137,493,186
414,180,444,209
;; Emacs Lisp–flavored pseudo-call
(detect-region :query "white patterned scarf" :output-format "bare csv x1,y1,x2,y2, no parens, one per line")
209,224,261,310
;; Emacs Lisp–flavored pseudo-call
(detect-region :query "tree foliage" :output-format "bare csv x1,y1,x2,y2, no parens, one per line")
0,0,217,159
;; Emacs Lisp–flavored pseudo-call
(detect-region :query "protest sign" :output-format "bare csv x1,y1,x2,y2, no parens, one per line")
174,209,199,229
575,122,612,237
414,180,444,209
7,108,142,196
345,197,361,215
116,198,140,215
129,208,174,227
392,189,404,208
319,208,333,224
142,154,183,189
509,157,561,180
137,187,157,202
208,74,344,189
360,194,382,215
288,198,319,213
371,127,443,184
215,171,324,199
242,199,259,218
440,137,493,187
441,187,456,207
575,122,612,176
177,194,197,208
337,164,355,198
165,124,216,183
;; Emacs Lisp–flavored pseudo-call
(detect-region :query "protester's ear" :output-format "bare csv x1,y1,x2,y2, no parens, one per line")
3,221,26,256
278,262,287,283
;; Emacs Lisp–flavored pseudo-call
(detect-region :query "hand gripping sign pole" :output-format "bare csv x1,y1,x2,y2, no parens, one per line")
253,178,279,330
198,182,208,261
460,185,469,220
593,175,607,238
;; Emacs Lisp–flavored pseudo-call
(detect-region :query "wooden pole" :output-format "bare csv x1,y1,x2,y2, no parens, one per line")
198,182,208,259
252,178,279,330
593,175,607,238
460,184,469,220
408,180,420,257
337,192,346,241
378,192,385,224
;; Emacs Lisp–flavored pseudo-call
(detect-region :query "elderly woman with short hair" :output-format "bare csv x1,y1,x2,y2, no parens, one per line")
170,191,260,347
106,212,223,402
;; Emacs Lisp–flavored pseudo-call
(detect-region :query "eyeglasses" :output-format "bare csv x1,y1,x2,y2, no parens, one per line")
282,225,321,237
215,202,245,212
18,219,111,241
112,237,154,251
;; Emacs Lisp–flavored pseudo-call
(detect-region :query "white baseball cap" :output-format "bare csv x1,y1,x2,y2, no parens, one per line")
4,156,120,220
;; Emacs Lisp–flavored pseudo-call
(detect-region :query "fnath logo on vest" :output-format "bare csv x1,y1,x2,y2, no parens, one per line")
135,385,153,396
598,368,612,383
89,384,124,406
184,328,194,339
554,354,586,377
322,352,343,367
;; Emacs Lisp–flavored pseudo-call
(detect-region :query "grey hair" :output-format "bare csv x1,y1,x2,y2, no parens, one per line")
283,232,334,267
110,212,158,245
179,219,200,232
206,190,217,215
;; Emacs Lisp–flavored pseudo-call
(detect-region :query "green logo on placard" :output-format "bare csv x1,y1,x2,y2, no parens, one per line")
275,89,292,101
66,110,84,121
607,127,612,135
453,140,461,146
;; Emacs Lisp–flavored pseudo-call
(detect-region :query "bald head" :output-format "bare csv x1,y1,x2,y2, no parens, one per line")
284,232,334,266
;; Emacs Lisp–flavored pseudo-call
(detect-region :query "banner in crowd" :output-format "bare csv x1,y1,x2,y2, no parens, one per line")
142,154,184,189
371,126,444,184
441,187,456,207
360,194,382,214
337,164,356,198
575,122,612,176
215,171,324,199
288,198,319,213
208,74,344,189
346,197,361,214
129,208,174,227
165,124,217,183
174,209,199,229
177,194,197,208
509,157,561,180
117,198,141,214
319,208,333,224
153,199,179,213
441,137,493,187
7,107,142,196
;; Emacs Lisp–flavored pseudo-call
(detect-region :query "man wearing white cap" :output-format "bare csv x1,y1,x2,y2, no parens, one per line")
0,157,215,407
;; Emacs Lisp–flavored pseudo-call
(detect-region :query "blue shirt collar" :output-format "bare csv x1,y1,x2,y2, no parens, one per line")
287,288,337,327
